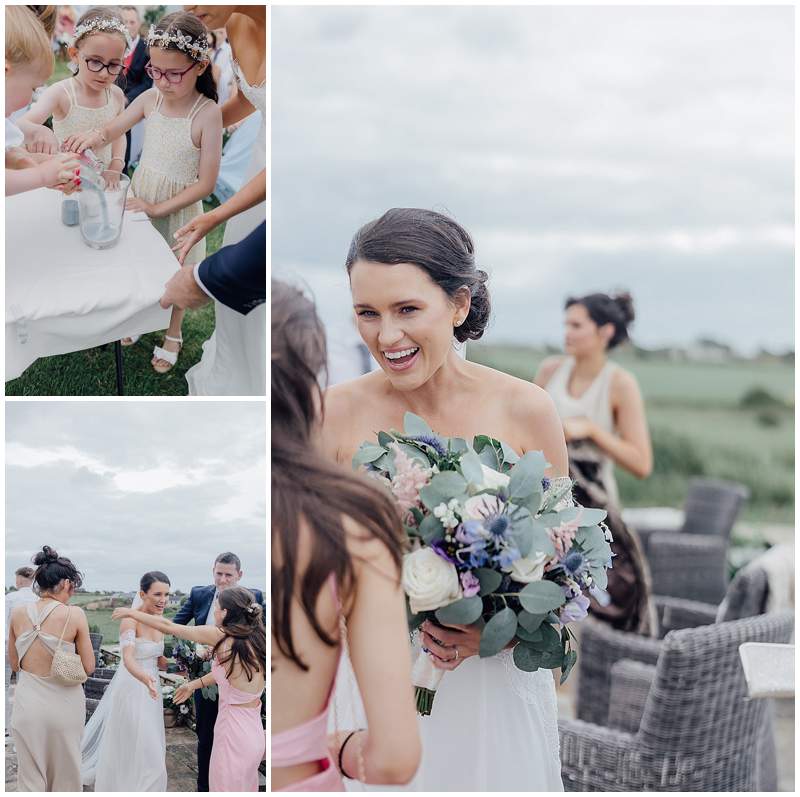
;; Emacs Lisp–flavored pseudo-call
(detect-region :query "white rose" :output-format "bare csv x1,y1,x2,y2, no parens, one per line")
503,551,548,583
480,464,510,490
462,492,503,520
402,548,462,614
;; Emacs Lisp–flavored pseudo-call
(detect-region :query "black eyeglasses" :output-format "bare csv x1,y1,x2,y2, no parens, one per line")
145,61,196,84
82,54,124,76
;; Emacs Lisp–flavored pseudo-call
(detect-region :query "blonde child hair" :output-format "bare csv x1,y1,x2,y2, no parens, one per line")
6,5,53,73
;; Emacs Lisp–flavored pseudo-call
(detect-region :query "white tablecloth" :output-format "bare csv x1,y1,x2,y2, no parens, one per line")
5,187,177,381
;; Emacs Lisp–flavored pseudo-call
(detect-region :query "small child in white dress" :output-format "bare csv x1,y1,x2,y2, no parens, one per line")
20,6,129,187
65,11,223,373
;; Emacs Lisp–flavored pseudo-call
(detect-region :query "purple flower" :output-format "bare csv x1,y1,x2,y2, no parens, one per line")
408,434,447,456
460,570,480,597
431,539,457,564
541,477,551,491
560,592,590,624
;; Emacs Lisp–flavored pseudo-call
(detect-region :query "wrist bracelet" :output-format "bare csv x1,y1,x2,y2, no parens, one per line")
198,675,205,688
338,730,360,779
109,157,124,165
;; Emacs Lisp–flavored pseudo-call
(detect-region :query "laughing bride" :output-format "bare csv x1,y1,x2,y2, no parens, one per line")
81,572,171,791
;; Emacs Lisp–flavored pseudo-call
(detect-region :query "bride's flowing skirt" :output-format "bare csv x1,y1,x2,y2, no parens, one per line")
332,645,563,792
81,664,167,791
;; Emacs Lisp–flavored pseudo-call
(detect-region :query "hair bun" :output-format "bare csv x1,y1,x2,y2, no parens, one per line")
613,292,635,325
34,546,59,566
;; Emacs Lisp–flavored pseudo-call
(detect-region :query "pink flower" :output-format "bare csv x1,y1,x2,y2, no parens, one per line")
549,519,579,560
460,570,481,597
391,444,432,522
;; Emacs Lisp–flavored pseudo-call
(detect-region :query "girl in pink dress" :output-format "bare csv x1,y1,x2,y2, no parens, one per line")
113,586,266,792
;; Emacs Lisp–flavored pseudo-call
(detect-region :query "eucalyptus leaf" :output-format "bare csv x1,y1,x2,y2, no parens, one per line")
589,565,608,590
419,514,445,544
524,622,561,652
377,431,395,448
476,444,500,470
519,580,566,614
517,610,547,633
396,442,432,468
512,641,544,672
530,519,556,556
409,507,425,526
515,624,544,643
508,451,547,500
509,514,534,557
560,507,608,527
474,568,502,596
449,437,469,454
560,650,578,685
435,596,483,626
499,441,521,465
407,605,426,631
430,470,468,496
403,412,433,437
373,451,396,478
352,444,386,469
479,608,518,658
460,449,485,486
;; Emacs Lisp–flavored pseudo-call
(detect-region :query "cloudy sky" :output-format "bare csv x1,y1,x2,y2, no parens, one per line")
273,5,793,355
6,402,266,592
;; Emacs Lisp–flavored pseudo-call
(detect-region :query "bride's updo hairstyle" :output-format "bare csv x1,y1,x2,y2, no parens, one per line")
32,545,83,594
272,280,403,670
345,208,492,343
212,587,266,682
140,571,170,592
565,292,635,350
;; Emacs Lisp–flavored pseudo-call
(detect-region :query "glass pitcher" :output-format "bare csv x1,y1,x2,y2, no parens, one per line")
78,171,131,250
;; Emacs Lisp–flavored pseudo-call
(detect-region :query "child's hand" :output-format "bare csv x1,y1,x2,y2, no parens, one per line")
172,212,218,265
62,129,103,154
25,125,59,155
103,170,120,190
126,197,156,216
36,153,81,189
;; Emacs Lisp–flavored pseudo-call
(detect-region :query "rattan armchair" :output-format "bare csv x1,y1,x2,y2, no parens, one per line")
559,611,793,791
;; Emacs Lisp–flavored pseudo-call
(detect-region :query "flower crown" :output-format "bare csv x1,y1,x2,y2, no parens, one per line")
146,25,210,61
72,17,133,53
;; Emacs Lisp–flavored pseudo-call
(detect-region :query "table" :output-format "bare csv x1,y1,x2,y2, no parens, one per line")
739,642,795,699
6,187,177,392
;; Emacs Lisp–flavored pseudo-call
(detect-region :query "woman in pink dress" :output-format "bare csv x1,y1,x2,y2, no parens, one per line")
270,281,421,790
113,586,266,791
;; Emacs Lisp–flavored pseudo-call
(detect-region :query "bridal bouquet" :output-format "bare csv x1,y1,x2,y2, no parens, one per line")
353,413,613,716
172,640,217,701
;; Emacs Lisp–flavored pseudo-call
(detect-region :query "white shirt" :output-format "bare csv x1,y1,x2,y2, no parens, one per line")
5,118,25,151
204,590,219,626
5,586,37,641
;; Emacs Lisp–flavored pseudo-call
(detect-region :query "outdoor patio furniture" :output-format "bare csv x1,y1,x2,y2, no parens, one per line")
634,478,750,556
559,611,794,791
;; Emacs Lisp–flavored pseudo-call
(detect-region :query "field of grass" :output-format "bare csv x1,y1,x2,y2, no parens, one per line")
6,60,226,396
85,605,179,645
468,343,794,523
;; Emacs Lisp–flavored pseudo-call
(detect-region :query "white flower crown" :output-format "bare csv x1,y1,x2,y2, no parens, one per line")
72,17,133,53
146,26,210,62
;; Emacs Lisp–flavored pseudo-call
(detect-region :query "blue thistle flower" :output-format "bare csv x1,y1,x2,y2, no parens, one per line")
408,434,447,456
487,514,510,539
541,477,551,491
563,550,585,575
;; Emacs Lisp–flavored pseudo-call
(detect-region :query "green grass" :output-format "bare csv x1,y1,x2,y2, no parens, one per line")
469,343,795,524
85,605,178,645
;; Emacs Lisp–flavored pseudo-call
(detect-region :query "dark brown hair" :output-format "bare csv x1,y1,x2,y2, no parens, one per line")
211,587,266,682
565,291,635,350
32,546,83,593
271,280,404,670
148,11,217,102
345,208,492,343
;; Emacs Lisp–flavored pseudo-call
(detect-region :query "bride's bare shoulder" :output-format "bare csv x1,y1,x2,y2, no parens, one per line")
469,361,556,416
321,372,384,459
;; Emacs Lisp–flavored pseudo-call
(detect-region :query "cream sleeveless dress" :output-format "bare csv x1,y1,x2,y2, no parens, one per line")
185,62,266,396
11,601,86,792
130,90,212,266
545,356,620,506
52,79,118,168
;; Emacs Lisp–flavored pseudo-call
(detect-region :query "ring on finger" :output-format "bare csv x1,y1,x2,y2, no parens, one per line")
451,646,459,662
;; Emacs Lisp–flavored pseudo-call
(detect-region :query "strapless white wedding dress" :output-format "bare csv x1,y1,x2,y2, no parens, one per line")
186,62,266,396
81,634,167,791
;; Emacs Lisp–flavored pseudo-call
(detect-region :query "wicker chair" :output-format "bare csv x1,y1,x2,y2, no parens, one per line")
575,561,774,727
635,478,750,555
83,666,116,720
559,611,794,791
647,532,729,603
89,631,103,664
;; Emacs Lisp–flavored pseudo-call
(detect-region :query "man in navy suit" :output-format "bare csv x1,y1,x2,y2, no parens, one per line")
160,221,266,315
173,552,265,792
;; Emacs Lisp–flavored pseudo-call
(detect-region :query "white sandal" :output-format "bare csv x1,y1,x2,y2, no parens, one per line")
152,334,183,374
